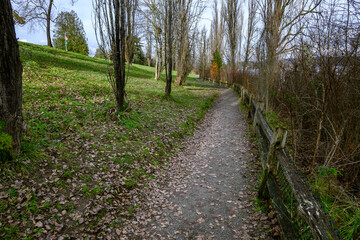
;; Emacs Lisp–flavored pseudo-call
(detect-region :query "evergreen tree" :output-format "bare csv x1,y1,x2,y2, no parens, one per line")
94,47,106,59
53,11,89,55
132,38,145,65
212,50,222,71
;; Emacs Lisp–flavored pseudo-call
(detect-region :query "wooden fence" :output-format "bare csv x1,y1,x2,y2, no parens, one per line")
213,80,340,240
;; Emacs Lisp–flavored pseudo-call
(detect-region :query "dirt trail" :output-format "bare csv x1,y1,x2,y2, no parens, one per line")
122,87,278,239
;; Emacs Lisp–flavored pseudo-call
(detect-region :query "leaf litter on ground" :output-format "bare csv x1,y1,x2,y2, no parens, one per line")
0,43,219,239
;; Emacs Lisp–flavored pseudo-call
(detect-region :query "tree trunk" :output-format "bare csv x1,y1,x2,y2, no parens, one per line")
155,45,159,79
243,35,251,87
119,0,126,110
165,0,173,96
0,0,24,154
112,0,126,111
175,0,193,87
312,83,326,170
146,25,152,67
175,36,189,86
264,40,278,113
155,44,163,80
243,0,256,88
125,0,137,66
46,0,54,47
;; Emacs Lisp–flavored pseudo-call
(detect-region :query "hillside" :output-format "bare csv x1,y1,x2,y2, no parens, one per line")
0,43,219,238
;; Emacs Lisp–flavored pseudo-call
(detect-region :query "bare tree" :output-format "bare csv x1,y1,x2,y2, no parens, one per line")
145,24,152,66
12,0,55,47
142,0,204,84
125,0,139,65
174,0,205,86
237,9,244,66
223,0,243,74
243,0,258,87
142,0,166,80
257,0,321,112
0,0,24,153
209,0,225,83
306,0,360,171
93,0,127,111
210,0,224,56
269,0,360,192
198,26,208,79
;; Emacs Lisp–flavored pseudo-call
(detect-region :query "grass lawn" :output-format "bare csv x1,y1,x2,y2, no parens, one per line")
0,42,219,238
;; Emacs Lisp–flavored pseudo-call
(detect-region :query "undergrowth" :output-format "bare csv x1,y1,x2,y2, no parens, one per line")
237,91,358,239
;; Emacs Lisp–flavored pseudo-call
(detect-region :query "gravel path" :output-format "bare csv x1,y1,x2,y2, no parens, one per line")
122,87,279,239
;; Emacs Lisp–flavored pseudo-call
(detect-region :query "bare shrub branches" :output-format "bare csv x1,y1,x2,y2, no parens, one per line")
93,0,127,111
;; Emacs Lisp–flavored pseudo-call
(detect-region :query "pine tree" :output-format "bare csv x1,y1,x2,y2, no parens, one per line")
53,11,89,55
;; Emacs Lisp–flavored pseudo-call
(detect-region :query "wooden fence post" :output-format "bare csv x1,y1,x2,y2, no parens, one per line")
248,94,253,118
258,127,286,199
241,87,245,103
240,87,244,104
252,102,264,135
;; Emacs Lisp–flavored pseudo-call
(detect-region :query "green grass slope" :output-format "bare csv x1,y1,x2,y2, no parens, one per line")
0,42,219,238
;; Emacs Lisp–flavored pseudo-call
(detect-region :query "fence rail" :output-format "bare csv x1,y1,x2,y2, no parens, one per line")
213,80,340,240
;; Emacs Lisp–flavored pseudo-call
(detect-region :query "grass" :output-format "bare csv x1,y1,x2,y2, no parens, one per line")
0,42,219,238
265,111,286,130
312,167,360,239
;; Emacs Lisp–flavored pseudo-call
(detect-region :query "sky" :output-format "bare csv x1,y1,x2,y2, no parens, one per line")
15,0,99,56
14,0,215,57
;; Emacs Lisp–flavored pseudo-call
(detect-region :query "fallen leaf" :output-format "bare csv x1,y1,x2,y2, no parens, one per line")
35,221,43,228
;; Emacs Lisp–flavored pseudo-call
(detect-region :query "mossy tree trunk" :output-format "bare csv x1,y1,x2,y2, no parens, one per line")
0,0,24,153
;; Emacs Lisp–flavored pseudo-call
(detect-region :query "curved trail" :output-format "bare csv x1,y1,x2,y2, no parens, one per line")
123,87,278,239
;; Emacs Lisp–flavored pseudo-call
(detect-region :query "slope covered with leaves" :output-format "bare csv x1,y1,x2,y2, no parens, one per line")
0,42,219,238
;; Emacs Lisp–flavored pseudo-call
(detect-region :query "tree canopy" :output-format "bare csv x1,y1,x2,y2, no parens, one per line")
53,10,89,55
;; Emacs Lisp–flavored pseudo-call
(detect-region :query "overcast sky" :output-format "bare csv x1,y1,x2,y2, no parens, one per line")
15,0,215,56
